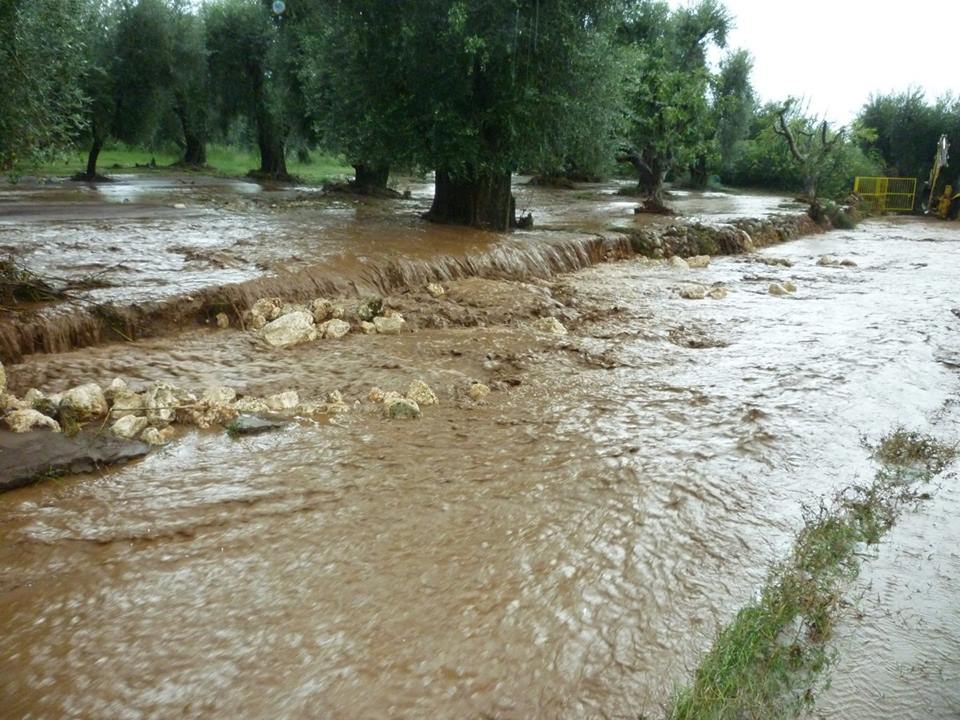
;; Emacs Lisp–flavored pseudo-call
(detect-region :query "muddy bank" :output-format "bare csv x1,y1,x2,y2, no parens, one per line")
0,211,814,363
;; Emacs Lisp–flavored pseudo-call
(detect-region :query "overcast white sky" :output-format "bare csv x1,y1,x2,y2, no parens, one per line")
671,0,960,123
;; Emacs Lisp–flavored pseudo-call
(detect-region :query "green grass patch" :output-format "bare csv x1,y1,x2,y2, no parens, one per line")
28,144,353,185
668,429,956,720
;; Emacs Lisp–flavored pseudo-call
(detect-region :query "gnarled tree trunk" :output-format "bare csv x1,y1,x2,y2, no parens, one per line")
618,147,669,202
257,137,288,179
84,137,103,180
182,135,206,166
427,169,516,231
174,99,206,166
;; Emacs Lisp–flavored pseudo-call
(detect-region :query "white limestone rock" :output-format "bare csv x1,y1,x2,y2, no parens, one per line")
261,311,318,348
265,390,300,412
60,383,108,420
111,415,149,439
5,409,61,433
406,380,438,406
319,318,351,340
373,315,404,335
533,317,567,335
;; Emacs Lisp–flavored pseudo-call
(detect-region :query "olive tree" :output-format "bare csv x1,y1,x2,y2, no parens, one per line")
0,0,89,172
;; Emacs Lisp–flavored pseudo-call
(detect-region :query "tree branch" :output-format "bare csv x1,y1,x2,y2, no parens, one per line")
774,107,807,163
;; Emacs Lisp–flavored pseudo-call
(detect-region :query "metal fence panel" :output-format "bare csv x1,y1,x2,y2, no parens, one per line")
854,176,917,212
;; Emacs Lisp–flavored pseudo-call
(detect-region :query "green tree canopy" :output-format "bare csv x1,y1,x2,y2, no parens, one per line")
301,0,625,229
0,0,89,172
617,0,731,199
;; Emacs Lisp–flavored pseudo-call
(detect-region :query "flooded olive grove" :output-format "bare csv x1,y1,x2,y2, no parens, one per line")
1,176,958,718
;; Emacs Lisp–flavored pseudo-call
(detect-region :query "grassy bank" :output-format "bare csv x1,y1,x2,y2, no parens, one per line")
30,144,353,185
668,429,956,720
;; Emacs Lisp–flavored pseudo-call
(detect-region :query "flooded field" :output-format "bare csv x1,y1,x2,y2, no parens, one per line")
0,177,957,718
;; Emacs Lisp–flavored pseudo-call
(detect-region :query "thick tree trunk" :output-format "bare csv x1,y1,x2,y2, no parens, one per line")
85,137,103,180
351,163,390,191
256,134,288,180
175,102,206,166
636,163,667,203
427,169,516,231
182,134,206,166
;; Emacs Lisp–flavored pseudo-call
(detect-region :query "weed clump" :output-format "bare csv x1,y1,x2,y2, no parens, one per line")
668,429,956,720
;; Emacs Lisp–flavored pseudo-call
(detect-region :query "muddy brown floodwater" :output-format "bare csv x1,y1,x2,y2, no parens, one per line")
0,177,958,719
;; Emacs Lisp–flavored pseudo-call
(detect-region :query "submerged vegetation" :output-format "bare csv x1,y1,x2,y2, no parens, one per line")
669,430,956,719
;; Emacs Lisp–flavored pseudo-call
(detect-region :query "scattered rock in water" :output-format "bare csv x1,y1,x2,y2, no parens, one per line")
202,386,237,405
5,408,61,433
678,285,707,300
374,315,404,335
261,311,318,348
356,296,384,322
407,380,438,406
668,325,728,349
310,298,343,323
426,283,445,298
360,321,377,335
32,397,60,419
534,317,568,335
782,281,797,293
686,255,711,268
817,255,856,268
216,312,230,329
467,382,491,402
756,256,793,267
251,297,283,322
141,426,176,446
226,415,288,437
105,377,128,400
768,283,788,296
280,303,310,317
325,390,350,414
669,256,690,270
111,415,148,439
144,382,180,427
110,387,145,420
319,318,351,339
60,383,107,421
266,390,300,412
233,397,270,414
0,431,150,492
247,297,283,329
384,396,421,420
708,287,729,300
178,399,237,430
0,393,28,413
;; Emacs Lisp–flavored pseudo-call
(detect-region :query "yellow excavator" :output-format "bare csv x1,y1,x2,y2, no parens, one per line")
926,134,960,219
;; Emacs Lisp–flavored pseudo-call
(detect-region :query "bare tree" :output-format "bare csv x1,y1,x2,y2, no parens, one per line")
774,100,845,201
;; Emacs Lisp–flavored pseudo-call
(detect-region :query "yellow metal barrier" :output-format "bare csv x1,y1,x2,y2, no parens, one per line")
854,176,917,212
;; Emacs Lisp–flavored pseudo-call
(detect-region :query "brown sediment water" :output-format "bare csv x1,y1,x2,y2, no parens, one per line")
0,176,795,362
0,179,958,718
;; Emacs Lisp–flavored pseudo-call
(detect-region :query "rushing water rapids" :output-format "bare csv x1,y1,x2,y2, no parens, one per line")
1,178,958,718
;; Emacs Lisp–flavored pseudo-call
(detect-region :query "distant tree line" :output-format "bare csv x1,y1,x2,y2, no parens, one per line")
2,0,958,227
